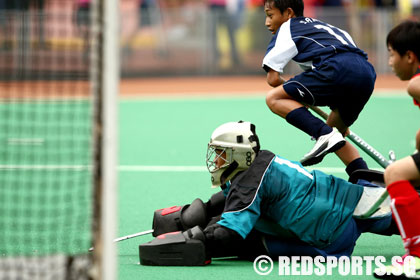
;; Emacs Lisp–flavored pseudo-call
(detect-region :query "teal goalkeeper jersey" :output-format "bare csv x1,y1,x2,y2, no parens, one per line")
218,150,364,248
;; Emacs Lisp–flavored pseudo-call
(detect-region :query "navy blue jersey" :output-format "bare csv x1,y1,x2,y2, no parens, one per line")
262,17,368,73
218,150,364,248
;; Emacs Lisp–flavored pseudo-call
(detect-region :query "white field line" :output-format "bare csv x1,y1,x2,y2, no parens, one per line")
118,165,206,172
0,164,91,171
119,166,358,174
119,90,408,100
7,138,45,146
0,164,382,174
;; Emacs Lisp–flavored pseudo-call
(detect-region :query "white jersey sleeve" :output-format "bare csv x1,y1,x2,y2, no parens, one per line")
262,19,298,74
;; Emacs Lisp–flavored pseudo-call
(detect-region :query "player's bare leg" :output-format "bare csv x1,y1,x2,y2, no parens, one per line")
384,156,420,186
265,86,302,117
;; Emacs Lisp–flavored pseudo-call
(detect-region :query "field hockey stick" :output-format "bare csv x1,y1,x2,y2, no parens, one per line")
89,229,154,251
308,105,394,169
308,105,395,218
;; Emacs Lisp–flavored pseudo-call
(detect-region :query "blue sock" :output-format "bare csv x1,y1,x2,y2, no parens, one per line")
345,157,368,176
285,107,332,139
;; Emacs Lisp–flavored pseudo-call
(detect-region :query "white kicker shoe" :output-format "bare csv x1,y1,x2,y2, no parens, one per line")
300,128,346,166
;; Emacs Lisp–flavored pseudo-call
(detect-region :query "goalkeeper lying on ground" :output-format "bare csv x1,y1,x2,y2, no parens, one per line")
140,121,399,265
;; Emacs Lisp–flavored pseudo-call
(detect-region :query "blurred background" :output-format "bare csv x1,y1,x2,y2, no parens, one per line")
0,0,419,80
0,1,417,279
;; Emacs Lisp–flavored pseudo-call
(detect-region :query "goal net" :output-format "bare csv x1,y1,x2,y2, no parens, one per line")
0,0,118,279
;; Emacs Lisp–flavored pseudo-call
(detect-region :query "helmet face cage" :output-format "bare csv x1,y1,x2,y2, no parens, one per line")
206,121,259,188
206,144,233,173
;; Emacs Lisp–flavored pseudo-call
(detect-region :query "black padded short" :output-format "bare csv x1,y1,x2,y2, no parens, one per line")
412,152,420,173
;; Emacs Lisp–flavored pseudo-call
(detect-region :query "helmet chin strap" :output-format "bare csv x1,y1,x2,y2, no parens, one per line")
220,161,239,185
249,123,260,153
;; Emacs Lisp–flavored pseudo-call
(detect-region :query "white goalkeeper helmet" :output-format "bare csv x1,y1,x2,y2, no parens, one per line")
206,121,260,188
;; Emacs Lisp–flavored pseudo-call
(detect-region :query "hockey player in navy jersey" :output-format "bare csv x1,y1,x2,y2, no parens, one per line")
262,0,376,171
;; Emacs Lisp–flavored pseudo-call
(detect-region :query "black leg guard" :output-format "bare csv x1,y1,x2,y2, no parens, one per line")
152,198,208,236
238,230,269,261
203,224,267,260
152,191,225,237
205,191,225,218
348,169,385,186
140,226,211,266
206,215,221,227
152,192,226,237
376,218,401,236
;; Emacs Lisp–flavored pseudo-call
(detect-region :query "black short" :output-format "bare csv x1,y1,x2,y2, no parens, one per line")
283,53,376,127
412,152,420,173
